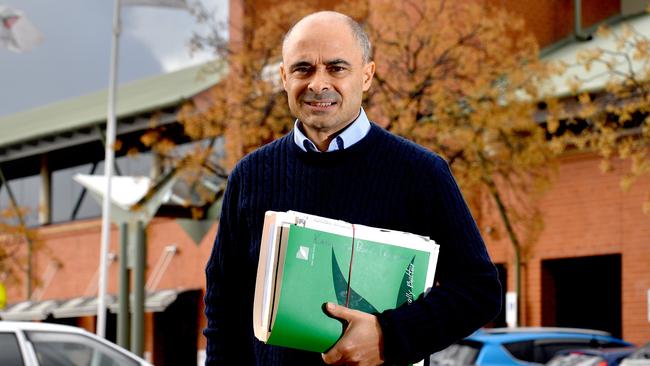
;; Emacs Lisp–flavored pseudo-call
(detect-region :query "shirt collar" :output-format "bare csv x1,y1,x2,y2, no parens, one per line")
293,108,371,152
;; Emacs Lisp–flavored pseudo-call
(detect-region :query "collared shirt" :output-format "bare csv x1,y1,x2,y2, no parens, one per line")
293,108,371,152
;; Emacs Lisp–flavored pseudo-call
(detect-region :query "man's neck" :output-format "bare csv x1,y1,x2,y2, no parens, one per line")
299,112,361,152
301,126,348,152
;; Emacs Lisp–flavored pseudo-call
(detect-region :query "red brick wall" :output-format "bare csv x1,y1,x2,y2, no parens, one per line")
485,152,650,345
487,0,620,48
7,217,217,355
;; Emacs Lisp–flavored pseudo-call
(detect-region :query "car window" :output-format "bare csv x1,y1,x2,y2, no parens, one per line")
547,353,605,366
503,340,535,362
504,339,597,364
429,340,482,366
26,331,139,366
0,332,25,366
534,341,595,363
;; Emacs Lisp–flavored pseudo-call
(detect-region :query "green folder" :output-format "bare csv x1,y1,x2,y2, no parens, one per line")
253,211,439,362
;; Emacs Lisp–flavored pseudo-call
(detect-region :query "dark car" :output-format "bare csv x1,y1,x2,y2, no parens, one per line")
429,327,633,366
546,347,637,366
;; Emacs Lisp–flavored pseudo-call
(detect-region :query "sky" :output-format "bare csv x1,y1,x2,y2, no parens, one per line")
0,0,227,117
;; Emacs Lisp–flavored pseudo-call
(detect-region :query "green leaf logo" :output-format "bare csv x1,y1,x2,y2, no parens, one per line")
331,249,378,313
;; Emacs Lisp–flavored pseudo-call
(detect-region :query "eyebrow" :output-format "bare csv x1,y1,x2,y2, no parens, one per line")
289,61,312,71
325,59,351,67
289,59,352,71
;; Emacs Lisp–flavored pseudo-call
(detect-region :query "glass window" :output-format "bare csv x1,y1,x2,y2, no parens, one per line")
547,353,605,366
503,340,534,362
505,339,594,364
534,341,594,364
26,331,139,366
116,152,153,177
0,332,25,366
52,163,100,223
0,175,40,227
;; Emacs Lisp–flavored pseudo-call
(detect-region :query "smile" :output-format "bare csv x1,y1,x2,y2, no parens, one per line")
305,101,337,107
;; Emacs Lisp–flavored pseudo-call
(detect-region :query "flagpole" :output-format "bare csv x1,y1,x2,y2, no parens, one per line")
97,0,121,338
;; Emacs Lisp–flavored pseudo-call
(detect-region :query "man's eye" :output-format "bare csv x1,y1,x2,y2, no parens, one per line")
330,66,346,73
294,67,311,74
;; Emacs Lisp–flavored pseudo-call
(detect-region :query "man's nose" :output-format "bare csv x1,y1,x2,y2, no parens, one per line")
308,69,330,93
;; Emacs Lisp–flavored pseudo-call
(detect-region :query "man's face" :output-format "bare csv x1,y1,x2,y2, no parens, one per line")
280,17,375,138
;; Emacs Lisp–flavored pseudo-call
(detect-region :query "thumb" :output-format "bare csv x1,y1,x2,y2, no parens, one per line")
324,302,354,321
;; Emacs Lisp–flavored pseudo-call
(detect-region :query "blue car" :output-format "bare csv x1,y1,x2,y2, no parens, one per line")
429,327,633,366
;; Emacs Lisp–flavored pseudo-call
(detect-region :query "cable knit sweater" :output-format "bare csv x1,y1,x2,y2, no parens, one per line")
203,123,501,365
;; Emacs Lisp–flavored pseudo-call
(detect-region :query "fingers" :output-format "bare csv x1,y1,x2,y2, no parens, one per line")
321,303,384,366
322,347,344,365
325,302,354,321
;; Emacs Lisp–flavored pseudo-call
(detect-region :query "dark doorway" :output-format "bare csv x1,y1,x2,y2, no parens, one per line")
485,263,507,328
153,290,201,366
541,254,621,337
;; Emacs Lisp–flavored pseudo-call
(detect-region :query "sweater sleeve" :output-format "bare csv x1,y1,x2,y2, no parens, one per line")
376,156,502,365
203,166,253,365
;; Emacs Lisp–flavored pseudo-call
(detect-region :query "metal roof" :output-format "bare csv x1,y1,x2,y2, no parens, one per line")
51,295,116,319
0,289,195,320
0,299,59,321
542,12,650,97
0,62,226,149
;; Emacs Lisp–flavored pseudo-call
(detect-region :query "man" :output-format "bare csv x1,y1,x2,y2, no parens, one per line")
204,11,501,366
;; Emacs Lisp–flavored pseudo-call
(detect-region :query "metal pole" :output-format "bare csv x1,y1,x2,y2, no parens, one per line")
131,220,146,356
574,0,582,37
97,0,121,338
39,155,51,225
118,222,130,349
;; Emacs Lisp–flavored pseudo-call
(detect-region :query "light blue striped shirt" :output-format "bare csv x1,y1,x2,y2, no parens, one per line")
293,108,371,152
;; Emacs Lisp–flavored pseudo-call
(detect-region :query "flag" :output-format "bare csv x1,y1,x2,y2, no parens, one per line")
0,5,43,53
122,0,188,9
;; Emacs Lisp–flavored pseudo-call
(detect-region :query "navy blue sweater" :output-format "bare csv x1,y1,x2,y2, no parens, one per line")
204,123,501,365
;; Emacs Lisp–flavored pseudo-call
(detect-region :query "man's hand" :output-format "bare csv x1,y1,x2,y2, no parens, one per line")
321,302,385,366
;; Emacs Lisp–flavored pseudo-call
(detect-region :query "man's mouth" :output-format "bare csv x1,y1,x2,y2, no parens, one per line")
305,101,337,107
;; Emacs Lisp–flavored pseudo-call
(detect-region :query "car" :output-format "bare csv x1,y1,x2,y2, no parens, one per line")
0,321,153,366
546,347,637,366
429,327,633,366
621,343,650,366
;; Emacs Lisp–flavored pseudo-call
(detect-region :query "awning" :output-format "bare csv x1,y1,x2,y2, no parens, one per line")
143,289,180,312
108,289,183,313
1,289,193,320
51,295,116,319
0,299,58,321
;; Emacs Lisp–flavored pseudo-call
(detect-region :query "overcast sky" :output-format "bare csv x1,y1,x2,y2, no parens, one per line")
0,0,227,117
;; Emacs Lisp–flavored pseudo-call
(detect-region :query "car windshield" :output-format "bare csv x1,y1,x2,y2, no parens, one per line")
430,341,482,366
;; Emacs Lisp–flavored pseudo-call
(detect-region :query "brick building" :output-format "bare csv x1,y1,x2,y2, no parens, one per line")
0,0,648,365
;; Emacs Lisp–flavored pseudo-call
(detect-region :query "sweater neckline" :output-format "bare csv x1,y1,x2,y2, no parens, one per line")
287,123,383,164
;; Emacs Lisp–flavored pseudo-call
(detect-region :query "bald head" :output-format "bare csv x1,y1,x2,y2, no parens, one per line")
282,11,372,64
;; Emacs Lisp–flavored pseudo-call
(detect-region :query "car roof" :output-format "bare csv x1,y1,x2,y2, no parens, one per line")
0,321,90,334
467,327,624,344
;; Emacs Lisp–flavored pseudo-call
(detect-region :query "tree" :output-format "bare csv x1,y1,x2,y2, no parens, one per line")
551,19,650,211
178,0,561,325
0,202,42,304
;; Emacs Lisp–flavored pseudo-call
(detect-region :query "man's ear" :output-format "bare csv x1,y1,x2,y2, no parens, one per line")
362,61,376,92
280,62,288,91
